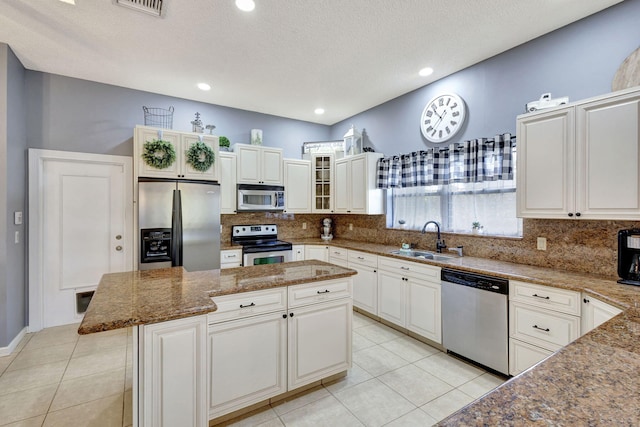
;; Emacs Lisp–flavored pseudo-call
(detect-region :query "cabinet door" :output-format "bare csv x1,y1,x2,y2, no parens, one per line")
334,159,349,213
575,92,640,219
136,127,182,178
288,298,352,390
406,279,441,344
377,269,405,327
220,249,242,269
292,245,305,261
261,148,283,185
208,311,287,419
350,263,378,315
516,108,575,218
219,153,237,214
304,245,329,262
181,135,219,181
581,295,623,335
312,154,334,213
235,145,261,184
508,338,553,376
139,315,208,427
284,160,311,213
349,156,367,213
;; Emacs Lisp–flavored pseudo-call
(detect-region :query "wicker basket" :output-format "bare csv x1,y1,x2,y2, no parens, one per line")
143,106,174,129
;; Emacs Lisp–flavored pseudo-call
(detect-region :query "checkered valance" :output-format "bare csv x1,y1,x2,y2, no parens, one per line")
376,133,515,188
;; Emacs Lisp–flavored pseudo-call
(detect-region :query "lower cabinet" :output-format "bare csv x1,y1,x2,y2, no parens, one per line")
377,269,405,326
292,244,305,261
288,298,352,389
208,279,352,420
208,312,287,418
328,247,349,268
581,294,623,335
220,249,242,268
138,315,208,427
406,279,441,343
348,250,378,315
304,245,329,262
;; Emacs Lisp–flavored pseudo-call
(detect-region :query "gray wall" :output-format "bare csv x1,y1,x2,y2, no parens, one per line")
0,44,27,348
329,0,640,154
25,73,331,159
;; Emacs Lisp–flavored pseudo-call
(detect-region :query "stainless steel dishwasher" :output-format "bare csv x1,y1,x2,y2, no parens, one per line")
441,268,509,376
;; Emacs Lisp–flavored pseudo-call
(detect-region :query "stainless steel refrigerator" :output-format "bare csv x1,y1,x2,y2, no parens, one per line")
138,178,220,271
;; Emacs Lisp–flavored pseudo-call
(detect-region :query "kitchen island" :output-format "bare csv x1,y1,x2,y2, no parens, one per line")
79,260,356,427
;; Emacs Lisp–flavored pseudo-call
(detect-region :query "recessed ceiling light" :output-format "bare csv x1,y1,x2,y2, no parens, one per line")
197,83,211,91
58,0,76,4
314,108,325,115
419,67,434,77
235,0,255,12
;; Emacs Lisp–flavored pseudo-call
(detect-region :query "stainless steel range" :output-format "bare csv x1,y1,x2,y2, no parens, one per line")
232,224,293,266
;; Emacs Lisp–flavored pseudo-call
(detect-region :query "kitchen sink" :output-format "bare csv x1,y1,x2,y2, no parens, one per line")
389,249,454,262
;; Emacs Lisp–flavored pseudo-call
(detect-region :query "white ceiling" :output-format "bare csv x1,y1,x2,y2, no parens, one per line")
0,0,623,125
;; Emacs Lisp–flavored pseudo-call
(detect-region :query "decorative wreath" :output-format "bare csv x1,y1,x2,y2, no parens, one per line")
142,139,176,170
186,141,215,172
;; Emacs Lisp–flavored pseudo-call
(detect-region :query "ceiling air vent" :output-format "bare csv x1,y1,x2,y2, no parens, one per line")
115,0,163,17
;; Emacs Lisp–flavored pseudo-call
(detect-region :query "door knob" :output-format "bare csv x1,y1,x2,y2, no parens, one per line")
115,246,123,251
115,235,122,240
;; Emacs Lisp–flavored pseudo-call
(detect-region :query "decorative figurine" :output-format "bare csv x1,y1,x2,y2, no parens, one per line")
191,112,204,133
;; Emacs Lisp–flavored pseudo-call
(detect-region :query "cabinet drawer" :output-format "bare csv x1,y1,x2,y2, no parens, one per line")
509,301,580,351
378,256,440,281
510,281,580,315
221,249,242,264
208,288,287,324
348,250,378,268
509,338,554,376
288,279,352,308
328,247,349,262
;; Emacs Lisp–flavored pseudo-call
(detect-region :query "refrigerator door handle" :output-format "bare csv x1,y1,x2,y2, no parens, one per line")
171,189,183,266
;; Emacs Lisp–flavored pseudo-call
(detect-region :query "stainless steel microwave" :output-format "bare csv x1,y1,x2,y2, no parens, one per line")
237,184,285,211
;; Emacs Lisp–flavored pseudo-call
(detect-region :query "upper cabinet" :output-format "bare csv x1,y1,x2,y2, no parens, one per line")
283,159,312,213
517,88,640,220
134,125,220,181
233,144,283,185
219,152,237,214
334,153,385,214
312,154,334,213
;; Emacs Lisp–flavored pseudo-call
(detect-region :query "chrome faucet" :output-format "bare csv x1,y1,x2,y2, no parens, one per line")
421,221,446,253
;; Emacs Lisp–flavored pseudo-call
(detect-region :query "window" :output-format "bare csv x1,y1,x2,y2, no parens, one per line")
379,133,522,237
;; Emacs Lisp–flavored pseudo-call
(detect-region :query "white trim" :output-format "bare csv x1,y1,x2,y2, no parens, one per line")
28,149,133,332
0,327,27,357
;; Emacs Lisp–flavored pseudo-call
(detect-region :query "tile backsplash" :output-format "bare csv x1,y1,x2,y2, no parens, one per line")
222,213,636,280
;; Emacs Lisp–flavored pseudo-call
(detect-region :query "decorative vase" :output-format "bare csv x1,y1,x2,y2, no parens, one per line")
251,129,263,145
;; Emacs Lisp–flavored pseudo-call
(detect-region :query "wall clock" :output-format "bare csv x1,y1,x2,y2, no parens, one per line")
420,93,466,143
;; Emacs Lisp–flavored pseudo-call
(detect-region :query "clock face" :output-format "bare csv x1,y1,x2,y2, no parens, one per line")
420,93,466,143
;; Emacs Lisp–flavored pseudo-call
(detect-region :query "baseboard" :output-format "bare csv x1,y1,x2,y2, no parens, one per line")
0,327,28,357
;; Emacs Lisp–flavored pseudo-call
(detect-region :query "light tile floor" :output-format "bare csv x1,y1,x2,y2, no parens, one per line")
0,324,132,427
0,312,505,427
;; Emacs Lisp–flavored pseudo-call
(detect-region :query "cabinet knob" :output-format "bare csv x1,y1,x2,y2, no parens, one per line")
583,298,590,303
289,312,294,317
568,213,574,217
115,235,122,240
282,314,287,319
575,212,581,217
115,246,123,251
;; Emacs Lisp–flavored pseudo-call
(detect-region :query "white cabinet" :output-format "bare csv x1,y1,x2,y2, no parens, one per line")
233,144,283,185
220,249,242,269
292,245,305,261
208,312,287,418
328,247,349,267
304,245,329,262
138,315,208,427
348,250,378,315
376,256,442,343
517,88,640,220
287,279,352,390
581,294,622,335
311,154,334,213
334,153,385,214
508,281,581,376
219,152,237,214
135,126,220,181
284,159,312,213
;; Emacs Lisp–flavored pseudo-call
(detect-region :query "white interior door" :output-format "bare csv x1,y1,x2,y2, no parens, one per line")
29,149,133,330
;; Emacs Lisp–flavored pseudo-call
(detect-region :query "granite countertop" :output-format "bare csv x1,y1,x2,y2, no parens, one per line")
78,260,356,334
298,238,640,425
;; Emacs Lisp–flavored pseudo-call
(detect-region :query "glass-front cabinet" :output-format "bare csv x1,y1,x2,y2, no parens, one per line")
312,154,334,213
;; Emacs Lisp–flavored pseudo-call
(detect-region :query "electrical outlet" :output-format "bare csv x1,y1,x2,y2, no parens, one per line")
302,222,307,230
537,237,547,251
349,223,353,231
15,231,19,244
